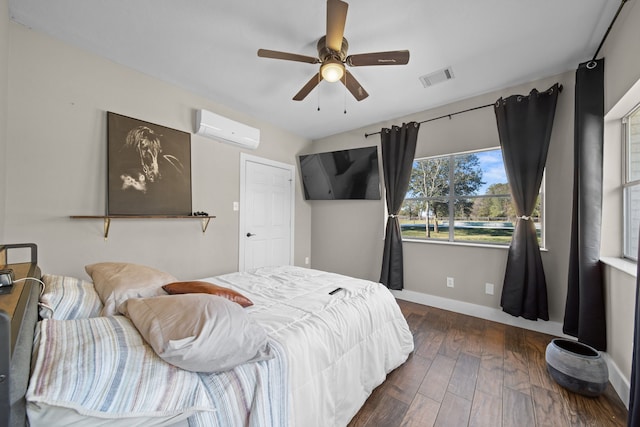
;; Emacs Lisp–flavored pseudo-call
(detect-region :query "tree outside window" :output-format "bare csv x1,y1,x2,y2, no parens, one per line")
400,148,543,245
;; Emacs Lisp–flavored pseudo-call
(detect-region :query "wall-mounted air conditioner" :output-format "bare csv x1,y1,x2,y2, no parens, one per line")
194,109,260,150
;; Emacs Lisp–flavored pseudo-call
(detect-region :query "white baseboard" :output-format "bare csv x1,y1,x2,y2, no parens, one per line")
391,289,568,336
602,352,631,409
392,289,630,408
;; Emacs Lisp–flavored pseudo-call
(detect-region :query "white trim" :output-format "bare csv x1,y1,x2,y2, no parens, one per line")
403,238,510,251
603,352,631,409
601,256,637,277
392,288,567,336
239,153,295,271
402,238,549,252
392,288,630,407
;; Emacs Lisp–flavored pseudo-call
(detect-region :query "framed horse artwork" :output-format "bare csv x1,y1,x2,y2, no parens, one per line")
107,112,192,215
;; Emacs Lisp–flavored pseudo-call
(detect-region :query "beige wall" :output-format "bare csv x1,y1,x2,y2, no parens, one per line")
5,22,312,279
311,72,574,323
0,0,8,241
603,264,636,386
600,0,640,396
603,0,640,115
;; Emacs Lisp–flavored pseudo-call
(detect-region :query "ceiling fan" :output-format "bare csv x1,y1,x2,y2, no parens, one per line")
257,0,410,102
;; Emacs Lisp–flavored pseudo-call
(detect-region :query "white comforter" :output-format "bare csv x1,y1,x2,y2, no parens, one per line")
207,266,414,427
27,266,413,427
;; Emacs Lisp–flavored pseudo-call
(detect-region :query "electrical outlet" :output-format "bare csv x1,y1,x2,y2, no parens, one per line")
304,257,310,265
485,282,495,295
446,277,454,288
233,201,239,211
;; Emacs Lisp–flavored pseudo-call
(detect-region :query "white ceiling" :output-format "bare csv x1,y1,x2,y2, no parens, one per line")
8,0,620,140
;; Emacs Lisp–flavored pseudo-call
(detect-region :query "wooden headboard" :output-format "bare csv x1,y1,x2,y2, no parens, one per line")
0,244,40,427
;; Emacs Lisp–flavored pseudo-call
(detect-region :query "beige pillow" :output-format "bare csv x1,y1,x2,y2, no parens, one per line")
85,262,177,316
162,281,253,307
122,294,271,373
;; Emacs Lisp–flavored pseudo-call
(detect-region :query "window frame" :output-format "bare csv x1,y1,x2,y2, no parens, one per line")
401,147,546,247
623,102,640,261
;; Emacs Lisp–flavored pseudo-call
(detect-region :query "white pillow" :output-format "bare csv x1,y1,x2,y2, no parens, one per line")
40,274,103,319
85,262,176,316
122,294,272,372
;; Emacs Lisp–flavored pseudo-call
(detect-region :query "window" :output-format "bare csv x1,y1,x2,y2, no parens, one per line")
624,103,640,260
400,148,543,246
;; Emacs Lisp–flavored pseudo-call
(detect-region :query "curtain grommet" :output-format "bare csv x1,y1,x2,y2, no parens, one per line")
586,61,598,70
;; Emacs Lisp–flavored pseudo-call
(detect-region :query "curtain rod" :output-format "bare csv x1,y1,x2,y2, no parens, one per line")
364,103,494,138
592,0,628,61
363,84,563,139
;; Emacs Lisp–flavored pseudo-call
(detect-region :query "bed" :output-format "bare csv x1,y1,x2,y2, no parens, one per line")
0,243,414,427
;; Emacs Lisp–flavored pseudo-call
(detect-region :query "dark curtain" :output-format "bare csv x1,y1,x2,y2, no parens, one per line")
379,122,420,290
563,59,607,351
494,83,560,321
629,234,640,425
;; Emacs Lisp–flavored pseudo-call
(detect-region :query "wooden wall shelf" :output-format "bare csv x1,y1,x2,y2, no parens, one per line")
70,215,216,239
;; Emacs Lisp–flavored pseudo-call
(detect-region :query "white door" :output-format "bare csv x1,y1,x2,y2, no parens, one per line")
239,154,295,271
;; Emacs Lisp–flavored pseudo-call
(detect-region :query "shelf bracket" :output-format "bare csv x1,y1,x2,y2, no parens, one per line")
200,217,211,233
103,218,111,240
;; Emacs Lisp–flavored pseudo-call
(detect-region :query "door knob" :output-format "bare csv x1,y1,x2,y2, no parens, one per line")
246,232,256,237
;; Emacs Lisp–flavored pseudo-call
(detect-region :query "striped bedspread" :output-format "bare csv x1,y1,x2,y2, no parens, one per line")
26,316,288,427
189,339,289,427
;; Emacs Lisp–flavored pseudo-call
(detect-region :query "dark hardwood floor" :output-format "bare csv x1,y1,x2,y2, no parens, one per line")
348,300,628,427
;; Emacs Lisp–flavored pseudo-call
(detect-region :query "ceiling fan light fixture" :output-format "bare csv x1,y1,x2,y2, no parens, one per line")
257,0,408,101
321,59,344,83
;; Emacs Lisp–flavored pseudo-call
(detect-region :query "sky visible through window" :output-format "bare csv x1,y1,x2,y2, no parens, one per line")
473,149,507,194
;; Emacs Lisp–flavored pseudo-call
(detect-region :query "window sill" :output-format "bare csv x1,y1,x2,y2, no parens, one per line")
600,256,637,278
402,238,549,252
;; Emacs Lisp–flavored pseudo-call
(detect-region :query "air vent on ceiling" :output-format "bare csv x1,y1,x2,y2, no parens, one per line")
419,67,454,88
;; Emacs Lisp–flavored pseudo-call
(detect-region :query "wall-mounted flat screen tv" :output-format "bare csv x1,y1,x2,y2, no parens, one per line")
299,146,381,200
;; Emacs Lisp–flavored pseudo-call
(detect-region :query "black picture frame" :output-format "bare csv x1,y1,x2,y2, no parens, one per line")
107,112,192,215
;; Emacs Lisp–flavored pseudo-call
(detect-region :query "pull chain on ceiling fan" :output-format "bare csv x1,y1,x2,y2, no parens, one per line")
257,0,410,102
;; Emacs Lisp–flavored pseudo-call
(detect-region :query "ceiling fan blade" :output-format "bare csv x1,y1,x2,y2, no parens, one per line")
346,50,410,67
293,73,323,101
326,0,348,52
258,49,320,64
342,70,369,101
